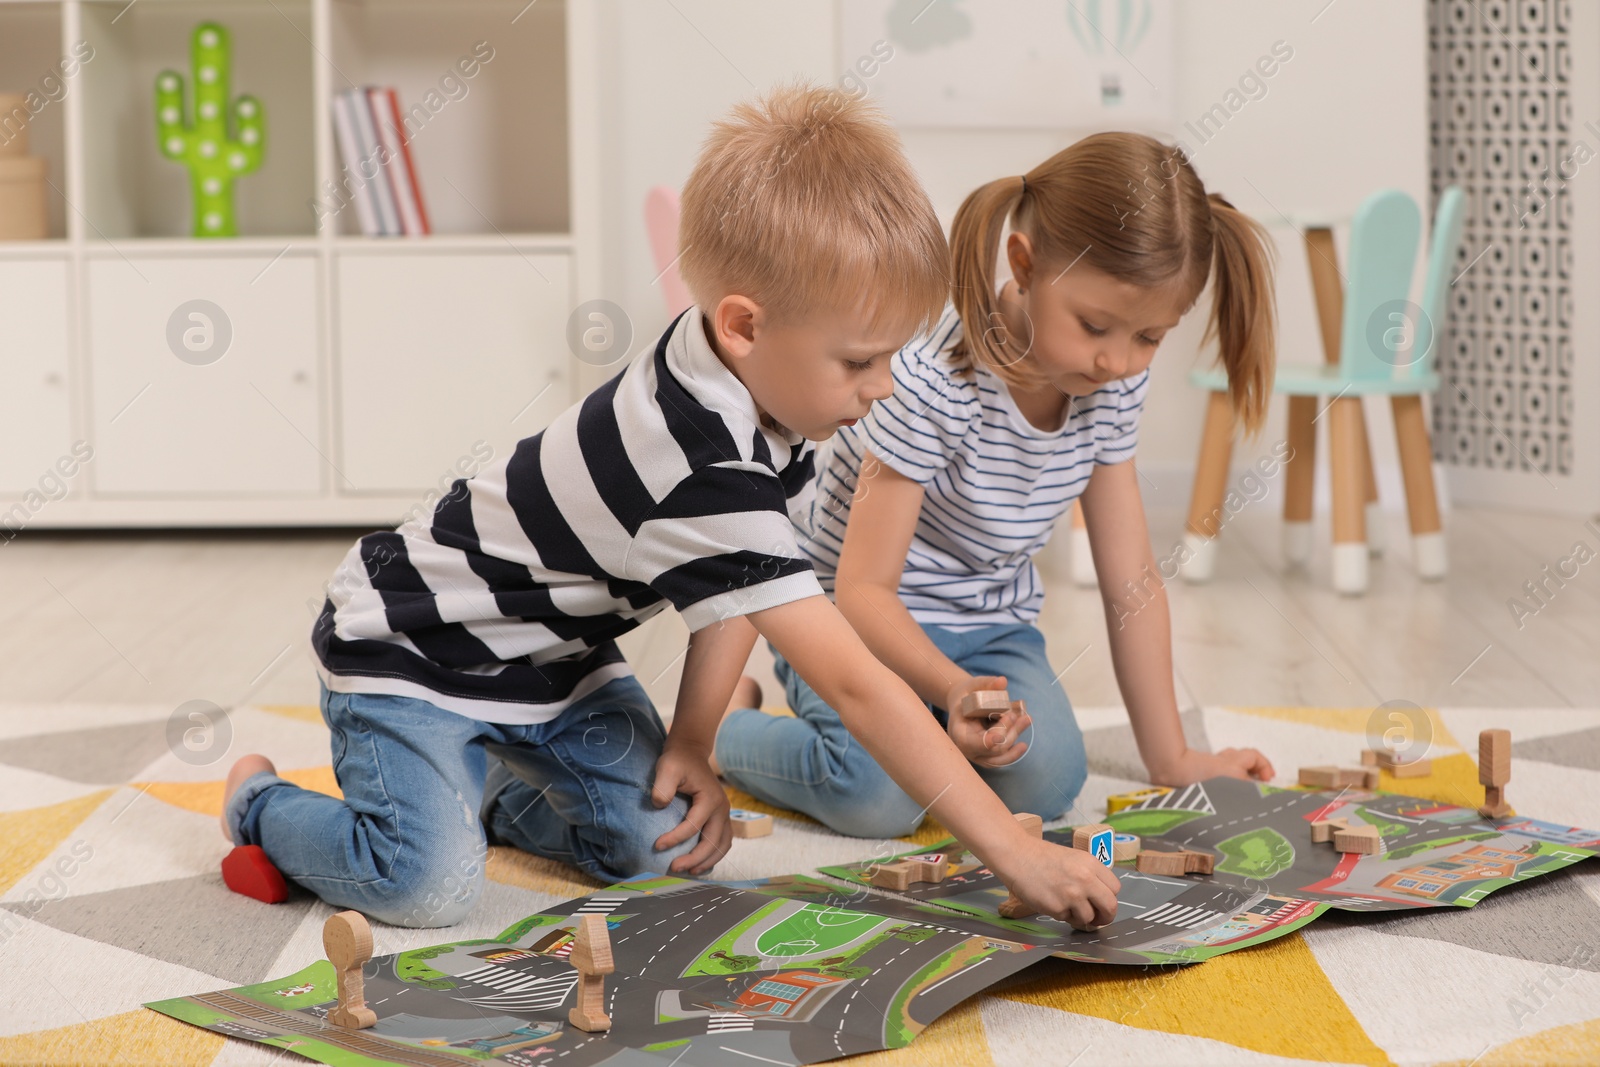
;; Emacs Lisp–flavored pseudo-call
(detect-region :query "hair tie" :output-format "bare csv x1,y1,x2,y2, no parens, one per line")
1019,176,1028,197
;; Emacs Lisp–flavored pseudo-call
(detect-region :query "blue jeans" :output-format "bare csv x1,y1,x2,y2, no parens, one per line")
224,675,694,927
715,622,1088,838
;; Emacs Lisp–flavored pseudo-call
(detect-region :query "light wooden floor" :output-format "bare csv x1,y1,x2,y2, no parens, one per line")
1,505,1594,718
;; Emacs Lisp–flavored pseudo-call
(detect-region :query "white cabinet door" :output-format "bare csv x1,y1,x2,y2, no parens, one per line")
86,254,323,496
0,258,74,495
336,251,572,494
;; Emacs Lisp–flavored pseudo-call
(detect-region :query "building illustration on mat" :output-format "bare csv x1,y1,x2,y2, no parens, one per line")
680,971,850,1023
1375,842,1538,901
451,1020,562,1055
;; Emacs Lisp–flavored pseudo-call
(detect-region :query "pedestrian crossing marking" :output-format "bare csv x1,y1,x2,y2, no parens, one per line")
451,969,579,1012
1141,901,1226,929
574,896,628,915
1142,782,1215,814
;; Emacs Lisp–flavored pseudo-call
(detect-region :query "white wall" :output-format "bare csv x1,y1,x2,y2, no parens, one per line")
593,0,1431,513
1150,0,1432,514
590,0,836,391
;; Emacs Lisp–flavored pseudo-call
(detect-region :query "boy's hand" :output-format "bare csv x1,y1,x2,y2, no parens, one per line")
650,740,731,876
943,676,1031,768
994,837,1121,930
1154,747,1275,785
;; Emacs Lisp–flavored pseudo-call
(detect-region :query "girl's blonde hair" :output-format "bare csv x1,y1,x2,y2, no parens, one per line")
949,132,1277,434
680,82,949,338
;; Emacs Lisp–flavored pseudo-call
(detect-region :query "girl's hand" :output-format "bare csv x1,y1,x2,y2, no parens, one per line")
1155,747,1276,785
651,740,731,875
943,675,1032,768
993,837,1121,930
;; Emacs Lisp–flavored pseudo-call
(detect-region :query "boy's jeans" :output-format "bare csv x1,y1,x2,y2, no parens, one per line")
224,675,694,927
716,622,1088,838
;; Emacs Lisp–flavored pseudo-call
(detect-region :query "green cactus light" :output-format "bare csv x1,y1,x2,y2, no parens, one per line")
154,23,265,238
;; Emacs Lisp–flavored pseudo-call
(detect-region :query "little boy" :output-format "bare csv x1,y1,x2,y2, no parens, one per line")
222,83,1119,930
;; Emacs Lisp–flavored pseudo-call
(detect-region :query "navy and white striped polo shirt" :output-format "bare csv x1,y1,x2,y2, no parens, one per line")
801,305,1149,629
312,309,823,724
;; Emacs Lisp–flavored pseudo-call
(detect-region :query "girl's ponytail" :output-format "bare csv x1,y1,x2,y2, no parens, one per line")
949,175,1029,381
1202,192,1277,436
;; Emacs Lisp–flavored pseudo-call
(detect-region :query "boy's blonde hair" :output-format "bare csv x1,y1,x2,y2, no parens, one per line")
949,132,1278,435
680,82,948,337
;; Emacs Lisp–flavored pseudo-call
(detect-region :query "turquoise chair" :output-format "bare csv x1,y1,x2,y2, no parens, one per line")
1179,186,1466,594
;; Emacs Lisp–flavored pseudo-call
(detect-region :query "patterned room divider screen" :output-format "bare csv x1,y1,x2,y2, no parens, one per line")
1427,0,1600,513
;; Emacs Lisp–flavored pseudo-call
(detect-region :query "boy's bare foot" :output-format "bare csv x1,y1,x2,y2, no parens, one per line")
221,754,276,841
708,675,764,777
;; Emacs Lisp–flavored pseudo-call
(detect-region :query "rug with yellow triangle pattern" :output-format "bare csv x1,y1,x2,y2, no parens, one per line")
1,702,1598,1066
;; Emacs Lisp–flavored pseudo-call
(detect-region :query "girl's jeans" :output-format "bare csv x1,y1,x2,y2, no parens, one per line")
715,622,1088,838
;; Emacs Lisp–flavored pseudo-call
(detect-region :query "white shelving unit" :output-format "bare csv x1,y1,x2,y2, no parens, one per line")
0,0,601,526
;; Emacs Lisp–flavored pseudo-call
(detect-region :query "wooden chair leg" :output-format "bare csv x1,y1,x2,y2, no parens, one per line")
1353,400,1384,557
1282,395,1317,567
1181,391,1235,583
1328,396,1369,594
1391,394,1447,579
1068,499,1097,588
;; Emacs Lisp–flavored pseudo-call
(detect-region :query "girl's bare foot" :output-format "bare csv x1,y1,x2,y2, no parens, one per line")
221,754,276,841
708,676,764,777
729,675,763,715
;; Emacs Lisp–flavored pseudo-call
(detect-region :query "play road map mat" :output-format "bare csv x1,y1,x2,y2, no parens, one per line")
147,874,1057,1066
147,779,1599,1066
820,777,1600,964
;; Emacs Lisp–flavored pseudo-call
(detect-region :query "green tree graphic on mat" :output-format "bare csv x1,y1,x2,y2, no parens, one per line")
1216,827,1295,879
1106,807,1205,837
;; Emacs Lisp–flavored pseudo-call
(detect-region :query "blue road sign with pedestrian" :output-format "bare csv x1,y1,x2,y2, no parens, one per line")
1090,828,1114,867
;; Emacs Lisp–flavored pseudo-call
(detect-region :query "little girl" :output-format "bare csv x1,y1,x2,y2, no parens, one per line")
715,132,1277,837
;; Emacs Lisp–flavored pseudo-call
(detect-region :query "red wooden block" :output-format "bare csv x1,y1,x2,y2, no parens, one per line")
222,845,290,904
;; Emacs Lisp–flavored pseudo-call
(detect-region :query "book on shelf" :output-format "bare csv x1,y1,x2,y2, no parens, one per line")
330,86,431,237
330,89,380,235
347,87,400,235
374,88,431,237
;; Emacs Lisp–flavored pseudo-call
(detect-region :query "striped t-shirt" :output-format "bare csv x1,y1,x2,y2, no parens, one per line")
801,305,1150,629
312,309,824,724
